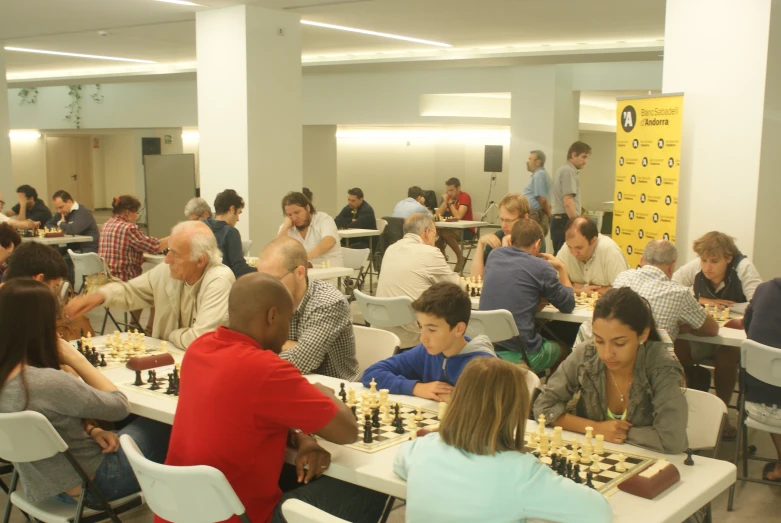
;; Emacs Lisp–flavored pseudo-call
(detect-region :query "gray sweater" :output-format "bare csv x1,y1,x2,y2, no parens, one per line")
533,340,688,455
0,368,130,501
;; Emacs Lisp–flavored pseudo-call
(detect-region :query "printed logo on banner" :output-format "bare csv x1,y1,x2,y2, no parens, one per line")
642,157,648,167
615,226,621,235
617,191,623,201
665,195,672,206
668,158,675,168
663,232,670,240
628,210,635,220
621,106,637,132
658,138,665,148
632,139,639,149
619,157,625,166
638,229,645,239
640,193,646,203
655,176,662,186
630,175,637,184
627,245,634,255
653,213,660,223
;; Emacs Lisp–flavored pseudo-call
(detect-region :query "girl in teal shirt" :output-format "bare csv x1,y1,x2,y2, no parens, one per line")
394,358,612,523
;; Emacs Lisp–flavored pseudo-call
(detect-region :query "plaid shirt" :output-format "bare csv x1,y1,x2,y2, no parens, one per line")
98,215,161,282
279,279,360,381
613,265,708,341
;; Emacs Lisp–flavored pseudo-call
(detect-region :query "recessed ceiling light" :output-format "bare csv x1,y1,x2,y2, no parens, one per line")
4,47,156,64
155,0,203,6
301,20,450,47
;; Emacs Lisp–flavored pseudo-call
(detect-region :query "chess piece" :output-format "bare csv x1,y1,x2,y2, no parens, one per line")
369,378,377,394
569,447,580,464
414,406,424,421
526,431,537,449
538,432,549,455
99,354,107,367
406,415,417,432
438,401,447,421
584,426,594,440
381,404,392,424
166,373,176,395
363,421,373,443
133,370,144,386
351,405,358,420
149,371,160,390
721,308,731,321
394,420,405,435
573,464,582,483
684,448,694,466
339,383,347,402
615,454,627,472
147,370,155,383
372,408,381,428
594,434,604,455
586,471,595,489
589,454,601,473
579,449,591,465
552,426,563,447
538,413,547,429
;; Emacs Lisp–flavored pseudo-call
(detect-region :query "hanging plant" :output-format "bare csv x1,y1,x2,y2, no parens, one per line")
91,84,104,104
64,85,83,128
18,88,39,105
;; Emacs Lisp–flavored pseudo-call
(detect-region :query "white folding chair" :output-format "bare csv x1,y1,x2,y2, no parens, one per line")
241,240,252,257
353,290,416,328
466,309,534,371
281,499,349,523
0,412,142,523
119,435,251,523
353,325,400,375
67,250,104,295
728,339,781,511
341,248,370,297
685,388,727,455
375,218,387,236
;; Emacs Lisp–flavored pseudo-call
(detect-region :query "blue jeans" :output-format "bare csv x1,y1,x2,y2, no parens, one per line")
57,417,171,506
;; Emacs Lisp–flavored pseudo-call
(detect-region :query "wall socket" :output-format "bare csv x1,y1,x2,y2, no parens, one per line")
277,27,285,36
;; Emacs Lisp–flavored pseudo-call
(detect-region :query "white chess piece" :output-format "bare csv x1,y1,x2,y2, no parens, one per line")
569,447,580,463
552,426,563,447
526,431,537,449
538,432,549,454
369,378,377,394
595,434,605,455
381,405,392,424
414,406,424,421
615,454,627,472
161,341,168,353
406,415,417,432
589,454,602,473
438,401,447,421
584,426,594,441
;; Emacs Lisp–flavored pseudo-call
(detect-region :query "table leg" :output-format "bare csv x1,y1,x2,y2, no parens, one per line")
368,236,374,292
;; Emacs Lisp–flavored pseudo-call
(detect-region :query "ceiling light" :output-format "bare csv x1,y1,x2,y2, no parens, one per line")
9,130,42,140
4,47,156,64
155,0,203,6
336,128,510,141
182,131,200,142
301,20,450,47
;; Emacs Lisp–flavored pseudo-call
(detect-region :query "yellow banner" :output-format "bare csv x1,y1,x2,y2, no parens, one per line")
614,95,684,267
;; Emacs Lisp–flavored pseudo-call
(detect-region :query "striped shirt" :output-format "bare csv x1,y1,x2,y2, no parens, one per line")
613,265,707,341
98,215,161,281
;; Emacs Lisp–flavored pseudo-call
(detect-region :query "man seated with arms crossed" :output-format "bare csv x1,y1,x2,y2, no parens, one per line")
672,231,762,438
480,219,575,373
158,273,388,523
470,193,530,279
391,186,432,219
333,188,377,249
613,239,719,343
3,242,69,290
256,237,360,381
435,177,474,274
363,282,495,401
278,191,343,267
64,221,235,350
375,213,462,350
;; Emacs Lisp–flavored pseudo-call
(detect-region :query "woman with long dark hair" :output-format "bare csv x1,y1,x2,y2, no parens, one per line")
534,287,688,454
0,279,170,504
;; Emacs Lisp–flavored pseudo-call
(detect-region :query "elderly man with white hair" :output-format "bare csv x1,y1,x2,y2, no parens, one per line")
184,197,212,221
612,239,719,342
65,221,235,349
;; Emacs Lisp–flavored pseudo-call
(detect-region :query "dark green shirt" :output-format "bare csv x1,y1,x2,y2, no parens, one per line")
483,230,505,263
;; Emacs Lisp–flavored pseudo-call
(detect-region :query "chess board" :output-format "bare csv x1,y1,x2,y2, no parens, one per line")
72,335,171,371
528,438,655,497
118,364,180,401
336,402,442,454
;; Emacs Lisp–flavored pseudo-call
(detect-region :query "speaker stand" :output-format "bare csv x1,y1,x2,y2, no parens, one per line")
483,172,498,216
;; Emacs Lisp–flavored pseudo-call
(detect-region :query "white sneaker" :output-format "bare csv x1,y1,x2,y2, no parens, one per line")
746,402,781,428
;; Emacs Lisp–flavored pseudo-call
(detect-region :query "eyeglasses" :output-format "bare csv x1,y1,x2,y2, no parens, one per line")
275,266,299,281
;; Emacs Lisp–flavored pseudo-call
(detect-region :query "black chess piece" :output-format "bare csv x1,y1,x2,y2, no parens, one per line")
351,405,357,419
550,454,558,470
684,448,694,466
165,373,175,395
133,370,144,386
173,367,179,381
99,354,107,367
149,370,160,390
372,408,380,428
363,422,373,444
557,459,567,477
394,422,405,435
586,471,595,489
566,462,573,480
147,370,155,383
339,383,347,403
470,287,476,297
573,464,582,484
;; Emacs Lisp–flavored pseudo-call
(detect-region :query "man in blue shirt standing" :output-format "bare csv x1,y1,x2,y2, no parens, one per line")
522,150,552,253
480,219,575,373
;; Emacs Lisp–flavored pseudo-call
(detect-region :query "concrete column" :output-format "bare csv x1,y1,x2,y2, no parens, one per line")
0,51,14,200
196,5,302,252
509,65,580,195
663,0,781,274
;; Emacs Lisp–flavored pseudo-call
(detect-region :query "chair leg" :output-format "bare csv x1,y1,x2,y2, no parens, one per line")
728,380,747,511
378,496,396,523
100,308,110,336
2,469,18,523
73,485,88,523
705,502,713,523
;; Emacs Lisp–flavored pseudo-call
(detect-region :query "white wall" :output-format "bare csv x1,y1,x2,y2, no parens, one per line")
336,137,510,219
578,130,616,213
100,134,136,203
9,135,46,199
0,51,13,199
303,126,338,216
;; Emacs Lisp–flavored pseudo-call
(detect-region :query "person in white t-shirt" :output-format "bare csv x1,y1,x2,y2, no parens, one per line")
278,192,344,267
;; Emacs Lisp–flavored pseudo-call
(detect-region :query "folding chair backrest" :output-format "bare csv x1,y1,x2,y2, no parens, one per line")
342,248,370,271
521,368,541,397
684,388,727,450
281,499,350,523
466,309,519,343
68,249,106,294
241,240,252,257
0,411,68,462
353,290,416,328
741,339,781,388
120,435,246,523
353,325,400,374
375,218,388,236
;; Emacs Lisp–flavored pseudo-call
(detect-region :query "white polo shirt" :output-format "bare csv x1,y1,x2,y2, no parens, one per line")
281,212,344,267
556,234,630,287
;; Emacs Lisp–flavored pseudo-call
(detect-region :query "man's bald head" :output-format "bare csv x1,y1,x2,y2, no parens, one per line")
228,273,293,353
258,237,307,271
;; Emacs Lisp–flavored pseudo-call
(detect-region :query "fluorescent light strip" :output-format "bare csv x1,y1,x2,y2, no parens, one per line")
337,129,510,141
9,130,42,140
181,131,200,141
155,0,203,5
4,47,156,64
301,20,450,47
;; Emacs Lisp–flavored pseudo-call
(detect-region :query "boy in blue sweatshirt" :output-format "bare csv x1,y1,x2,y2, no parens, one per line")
362,282,495,401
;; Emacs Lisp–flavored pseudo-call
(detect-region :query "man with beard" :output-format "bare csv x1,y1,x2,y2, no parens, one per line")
278,191,344,267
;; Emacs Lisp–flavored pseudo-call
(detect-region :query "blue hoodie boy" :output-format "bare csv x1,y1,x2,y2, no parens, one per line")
361,335,496,395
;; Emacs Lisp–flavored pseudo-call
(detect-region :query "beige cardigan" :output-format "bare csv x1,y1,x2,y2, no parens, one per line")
99,262,235,349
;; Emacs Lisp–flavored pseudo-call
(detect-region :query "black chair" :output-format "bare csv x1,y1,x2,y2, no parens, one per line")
375,217,404,273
